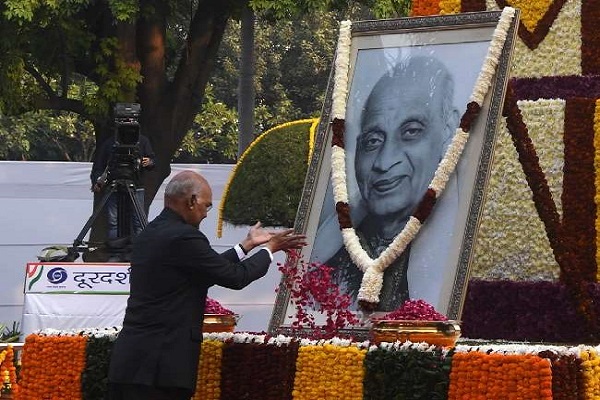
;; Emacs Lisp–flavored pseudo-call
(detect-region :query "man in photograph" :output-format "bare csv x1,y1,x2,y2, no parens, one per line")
326,55,460,311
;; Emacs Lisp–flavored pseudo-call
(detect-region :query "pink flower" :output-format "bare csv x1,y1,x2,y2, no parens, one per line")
277,250,360,339
375,299,448,321
205,297,235,315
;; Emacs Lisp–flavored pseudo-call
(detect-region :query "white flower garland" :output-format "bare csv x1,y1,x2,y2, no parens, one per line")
330,7,516,306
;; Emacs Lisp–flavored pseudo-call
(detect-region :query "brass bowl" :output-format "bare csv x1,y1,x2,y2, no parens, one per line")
202,313,238,333
370,319,461,347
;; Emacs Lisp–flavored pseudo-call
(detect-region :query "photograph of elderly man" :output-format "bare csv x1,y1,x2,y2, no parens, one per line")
326,55,460,311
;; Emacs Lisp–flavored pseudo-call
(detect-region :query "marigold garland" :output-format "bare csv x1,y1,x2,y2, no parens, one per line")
579,348,600,398
461,280,600,342
581,0,600,74
538,350,581,400
439,0,461,14
308,118,319,165
472,99,563,281
461,0,485,12
500,0,565,37
563,97,597,282
0,346,18,395
193,340,223,400
448,351,553,399
82,335,115,400
503,84,600,339
17,334,87,400
410,0,440,16
292,343,366,400
13,329,600,399
220,339,299,399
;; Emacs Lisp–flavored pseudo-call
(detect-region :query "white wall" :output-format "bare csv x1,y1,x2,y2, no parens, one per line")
0,161,285,336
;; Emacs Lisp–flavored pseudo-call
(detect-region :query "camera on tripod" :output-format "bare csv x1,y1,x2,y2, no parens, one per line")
98,103,144,185
72,102,150,260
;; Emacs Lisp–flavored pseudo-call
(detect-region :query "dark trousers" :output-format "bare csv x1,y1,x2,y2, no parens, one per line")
108,383,192,400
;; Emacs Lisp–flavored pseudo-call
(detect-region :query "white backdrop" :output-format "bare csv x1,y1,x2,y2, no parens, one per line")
0,161,286,337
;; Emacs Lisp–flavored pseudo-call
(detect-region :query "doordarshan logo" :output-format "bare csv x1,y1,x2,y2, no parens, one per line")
47,267,68,284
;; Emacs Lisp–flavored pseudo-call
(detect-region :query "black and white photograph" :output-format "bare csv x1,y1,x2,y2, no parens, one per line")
313,46,488,312
271,11,518,332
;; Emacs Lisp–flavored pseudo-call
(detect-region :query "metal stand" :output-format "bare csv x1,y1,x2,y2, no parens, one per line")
71,179,147,258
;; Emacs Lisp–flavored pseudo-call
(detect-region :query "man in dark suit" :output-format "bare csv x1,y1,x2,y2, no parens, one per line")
108,170,306,400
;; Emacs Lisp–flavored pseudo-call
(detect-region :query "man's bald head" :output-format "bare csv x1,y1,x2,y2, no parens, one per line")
164,171,213,226
165,171,208,202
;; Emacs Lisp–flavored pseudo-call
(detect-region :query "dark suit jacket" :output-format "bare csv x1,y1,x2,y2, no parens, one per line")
108,208,272,391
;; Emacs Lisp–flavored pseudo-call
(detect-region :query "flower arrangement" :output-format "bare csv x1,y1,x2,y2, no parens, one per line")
17,333,87,399
364,345,452,399
205,297,234,315
192,340,224,400
329,8,516,309
461,279,600,343
14,329,600,399
220,338,299,399
0,346,18,396
203,299,237,333
293,343,366,399
448,351,553,399
374,299,449,321
277,250,360,339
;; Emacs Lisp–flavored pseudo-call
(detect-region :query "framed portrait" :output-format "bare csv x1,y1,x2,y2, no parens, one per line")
270,9,520,336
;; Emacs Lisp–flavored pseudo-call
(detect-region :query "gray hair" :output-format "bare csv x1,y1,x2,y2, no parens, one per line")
164,172,204,200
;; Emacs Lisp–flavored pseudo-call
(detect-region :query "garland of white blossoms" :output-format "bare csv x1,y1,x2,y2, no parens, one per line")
330,7,516,306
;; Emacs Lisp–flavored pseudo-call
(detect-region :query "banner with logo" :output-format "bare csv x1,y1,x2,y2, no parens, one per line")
24,263,130,294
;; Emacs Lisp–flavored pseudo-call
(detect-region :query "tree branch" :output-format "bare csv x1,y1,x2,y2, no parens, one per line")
169,0,238,141
33,97,86,116
24,63,56,99
24,62,86,115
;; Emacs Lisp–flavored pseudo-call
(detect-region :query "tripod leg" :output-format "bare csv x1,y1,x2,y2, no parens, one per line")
124,185,148,231
73,184,117,247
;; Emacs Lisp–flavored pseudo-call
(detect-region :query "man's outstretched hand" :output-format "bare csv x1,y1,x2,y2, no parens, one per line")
241,222,273,251
265,228,307,253
240,222,306,254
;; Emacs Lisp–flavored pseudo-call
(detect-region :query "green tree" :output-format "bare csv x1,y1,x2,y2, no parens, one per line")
211,10,343,136
0,110,95,161
0,0,406,196
173,84,238,164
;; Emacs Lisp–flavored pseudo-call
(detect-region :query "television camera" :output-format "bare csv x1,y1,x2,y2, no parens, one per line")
98,102,144,185
71,103,149,261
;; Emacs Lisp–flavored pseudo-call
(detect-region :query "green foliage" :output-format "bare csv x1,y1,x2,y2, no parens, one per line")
363,347,453,399
89,37,142,113
81,336,115,400
3,0,89,21
108,0,139,21
211,10,341,134
370,0,411,18
0,0,401,169
250,0,363,18
1,0,141,119
221,120,313,227
0,322,20,343
173,85,239,164
0,110,95,161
